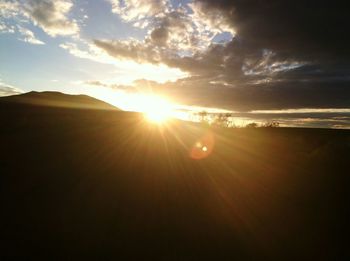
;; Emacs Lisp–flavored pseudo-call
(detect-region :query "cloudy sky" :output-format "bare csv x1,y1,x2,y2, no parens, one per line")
1,0,349,128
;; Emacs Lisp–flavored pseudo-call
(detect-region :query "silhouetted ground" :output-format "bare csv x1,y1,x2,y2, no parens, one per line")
0,91,118,110
0,93,349,260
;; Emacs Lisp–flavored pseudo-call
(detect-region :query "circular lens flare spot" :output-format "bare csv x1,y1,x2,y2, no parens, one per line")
190,132,215,160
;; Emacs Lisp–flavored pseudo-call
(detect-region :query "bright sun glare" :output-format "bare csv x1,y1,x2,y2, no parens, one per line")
140,95,173,123
93,90,175,123
145,110,169,123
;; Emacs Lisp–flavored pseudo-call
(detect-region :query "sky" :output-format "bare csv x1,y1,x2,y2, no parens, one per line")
0,0,349,128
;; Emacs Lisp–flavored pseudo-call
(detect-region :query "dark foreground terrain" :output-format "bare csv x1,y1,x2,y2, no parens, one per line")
0,93,349,260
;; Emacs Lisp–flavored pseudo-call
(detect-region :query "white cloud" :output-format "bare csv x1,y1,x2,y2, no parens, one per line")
0,0,79,37
17,25,45,45
60,39,188,84
22,0,79,37
108,0,168,23
60,42,93,59
107,0,234,54
242,49,306,76
0,2,19,34
59,41,115,63
1,16,44,45
0,1,20,18
0,21,16,34
0,81,23,97
0,2,45,45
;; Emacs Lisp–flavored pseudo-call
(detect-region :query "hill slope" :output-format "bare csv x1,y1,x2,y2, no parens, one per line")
0,100,349,260
0,91,118,110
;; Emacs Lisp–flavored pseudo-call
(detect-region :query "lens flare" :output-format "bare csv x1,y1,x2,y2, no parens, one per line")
190,132,215,160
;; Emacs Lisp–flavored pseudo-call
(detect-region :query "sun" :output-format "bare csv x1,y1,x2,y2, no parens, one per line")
112,94,172,124
145,110,169,123
142,95,173,123
95,91,174,123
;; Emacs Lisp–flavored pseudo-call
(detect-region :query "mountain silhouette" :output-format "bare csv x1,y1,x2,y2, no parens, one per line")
0,92,349,260
0,91,118,110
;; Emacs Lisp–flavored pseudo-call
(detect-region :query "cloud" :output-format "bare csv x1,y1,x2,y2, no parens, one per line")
17,25,45,45
93,38,241,77
94,39,161,64
107,1,233,52
150,26,168,46
0,0,79,37
0,2,19,33
148,8,211,51
59,37,187,85
2,0,346,112
128,76,350,112
59,42,103,61
22,0,79,37
0,1,20,18
1,4,45,45
189,1,235,35
84,80,108,87
84,80,136,92
0,82,23,97
194,0,350,60
94,1,350,112
108,0,168,23
0,21,15,34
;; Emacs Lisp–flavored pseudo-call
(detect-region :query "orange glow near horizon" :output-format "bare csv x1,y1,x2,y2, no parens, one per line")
131,94,174,124
91,88,175,123
89,87,236,125
143,96,174,124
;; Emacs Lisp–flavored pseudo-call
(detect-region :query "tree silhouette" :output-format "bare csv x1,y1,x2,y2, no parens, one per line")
196,111,210,124
262,121,280,128
246,122,259,128
213,113,233,127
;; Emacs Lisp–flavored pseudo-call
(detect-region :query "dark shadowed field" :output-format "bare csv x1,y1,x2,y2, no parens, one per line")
0,94,349,260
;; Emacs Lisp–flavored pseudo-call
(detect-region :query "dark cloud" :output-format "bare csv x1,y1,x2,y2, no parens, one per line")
94,39,161,64
195,0,350,60
93,36,350,111
84,80,136,92
150,78,350,111
94,1,350,112
94,38,237,76
150,27,169,46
